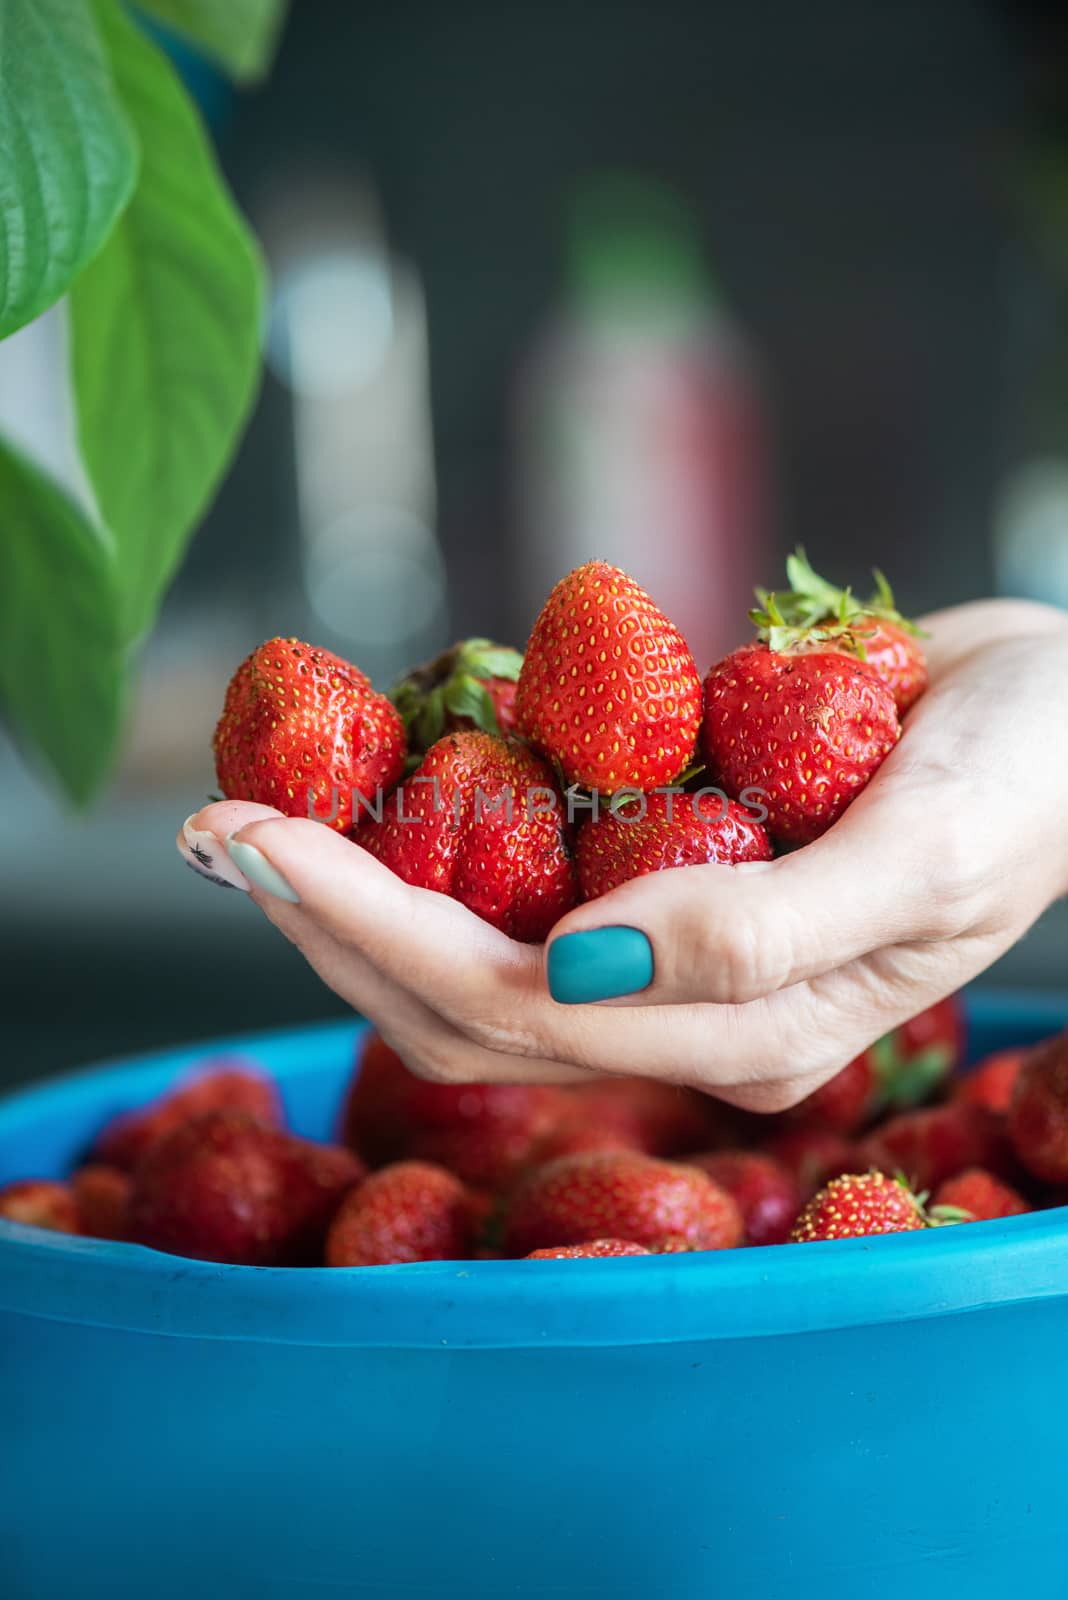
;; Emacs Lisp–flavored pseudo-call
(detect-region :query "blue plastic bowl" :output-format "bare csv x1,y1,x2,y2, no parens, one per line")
2,989,1066,1600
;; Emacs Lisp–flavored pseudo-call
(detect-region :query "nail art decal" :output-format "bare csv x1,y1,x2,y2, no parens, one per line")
176,816,251,891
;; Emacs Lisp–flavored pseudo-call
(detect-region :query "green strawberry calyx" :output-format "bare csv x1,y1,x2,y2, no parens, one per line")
750,547,925,658
391,638,523,753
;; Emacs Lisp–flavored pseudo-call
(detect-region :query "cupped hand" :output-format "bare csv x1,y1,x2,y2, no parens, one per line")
178,599,1068,1112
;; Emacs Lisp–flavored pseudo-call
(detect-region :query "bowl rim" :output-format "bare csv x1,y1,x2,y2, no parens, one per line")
2,988,1067,1350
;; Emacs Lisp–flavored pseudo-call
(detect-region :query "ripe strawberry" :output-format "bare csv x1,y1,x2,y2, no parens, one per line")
702,642,900,845
1008,1033,1068,1183
790,1171,928,1242
72,1164,132,1240
340,1032,568,1188
325,1161,475,1266
858,1102,1010,1193
933,1167,1030,1222
955,1048,1027,1116
213,637,405,832
576,789,772,901
0,1179,80,1234
391,638,523,758
762,1128,859,1199
93,1060,283,1172
128,1111,364,1266
751,549,928,714
686,1151,801,1245
359,730,577,942
503,1150,742,1256
514,561,702,793
525,1239,650,1259
567,1077,727,1159
782,1055,876,1135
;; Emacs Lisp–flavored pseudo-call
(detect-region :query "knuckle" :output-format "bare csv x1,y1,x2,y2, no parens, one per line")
681,907,792,1004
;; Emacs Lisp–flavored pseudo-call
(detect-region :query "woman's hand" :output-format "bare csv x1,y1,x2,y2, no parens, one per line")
178,599,1068,1112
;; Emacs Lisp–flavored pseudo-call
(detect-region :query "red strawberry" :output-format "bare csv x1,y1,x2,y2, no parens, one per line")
762,1128,859,1199
858,1102,1010,1193
782,1055,876,1135
955,1048,1027,1116
503,1150,742,1256
751,548,928,715
515,561,702,793
1008,1033,1068,1183
325,1161,475,1266
567,1077,726,1159
93,1060,283,1172
0,1178,80,1234
72,1164,131,1240
340,1032,567,1188
213,637,405,832
790,1171,928,1242
525,1239,650,1259
701,642,900,845
686,1151,801,1245
391,638,523,757
128,1111,364,1266
359,730,577,942
576,789,772,901
933,1167,1030,1222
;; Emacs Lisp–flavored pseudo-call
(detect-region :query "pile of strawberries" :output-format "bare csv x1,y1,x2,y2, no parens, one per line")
3,550,1065,1263
209,548,924,933
3,1006,1068,1261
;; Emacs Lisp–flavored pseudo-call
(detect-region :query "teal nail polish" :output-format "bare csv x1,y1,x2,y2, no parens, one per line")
547,927,653,1004
226,836,300,903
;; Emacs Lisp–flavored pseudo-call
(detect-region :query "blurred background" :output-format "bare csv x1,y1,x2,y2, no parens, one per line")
2,0,1067,1088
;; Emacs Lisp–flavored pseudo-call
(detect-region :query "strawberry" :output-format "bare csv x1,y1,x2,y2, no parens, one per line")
762,1128,859,1199
503,1150,742,1256
325,1160,475,1266
0,1178,80,1234
702,642,900,845
72,1164,131,1240
955,1048,1027,1116
213,637,405,832
391,638,523,758
781,1055,876,1135
566,1077,727,1159
340,1031,568,1188
525,1239,650,1259
933,1167,1030,1222
858,1102,1010,1193
93,1060,283,1172
128,1111,364,1266
751,548,928,714
789,1171,928,1242
514,561,702,793
686,1151,801,1245
358,730,578,942
1008,1033,1068,1183
576,789,772,900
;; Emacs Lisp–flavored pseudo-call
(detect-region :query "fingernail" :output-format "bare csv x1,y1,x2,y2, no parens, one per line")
547,927,654,1004
177,816,251,891
225,835,300,903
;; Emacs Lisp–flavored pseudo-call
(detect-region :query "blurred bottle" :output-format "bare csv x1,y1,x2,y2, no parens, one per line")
513,177,772,669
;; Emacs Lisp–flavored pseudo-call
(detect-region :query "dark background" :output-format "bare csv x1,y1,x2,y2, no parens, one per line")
2,0,1067,1089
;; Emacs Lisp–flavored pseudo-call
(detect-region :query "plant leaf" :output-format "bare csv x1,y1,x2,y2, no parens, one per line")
134,0,286,83
70,1,265,644
442,675,502,735
0,438,124,806
0,0,138,340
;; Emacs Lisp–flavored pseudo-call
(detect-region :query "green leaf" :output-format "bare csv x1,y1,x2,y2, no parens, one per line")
0,439,124,806
0,0,138,340
442,674,501,736
135,0,286,82
70,1,265,644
